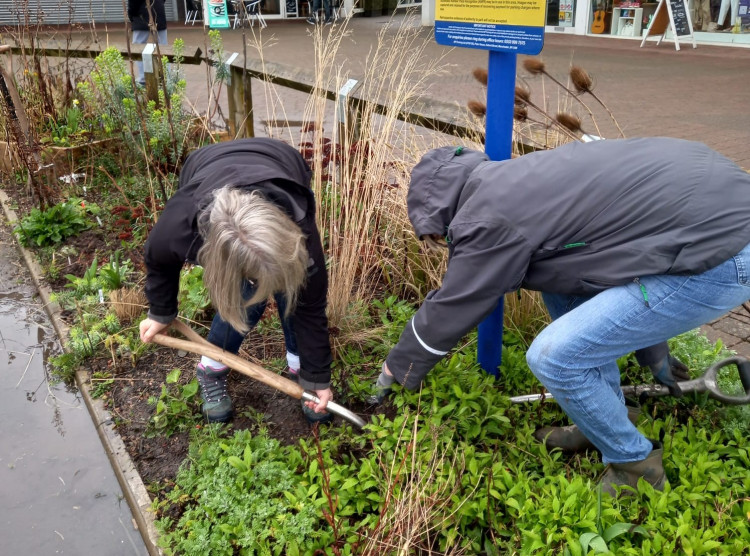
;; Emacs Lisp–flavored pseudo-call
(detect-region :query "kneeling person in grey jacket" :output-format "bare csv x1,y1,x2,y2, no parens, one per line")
375,137,750,495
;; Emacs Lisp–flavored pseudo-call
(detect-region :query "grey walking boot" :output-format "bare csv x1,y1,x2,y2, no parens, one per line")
196,363,233,423
534,398,641,452
301,401,334,425
600,440,667,496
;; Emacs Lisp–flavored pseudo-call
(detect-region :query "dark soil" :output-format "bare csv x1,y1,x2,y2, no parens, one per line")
100,326,389,489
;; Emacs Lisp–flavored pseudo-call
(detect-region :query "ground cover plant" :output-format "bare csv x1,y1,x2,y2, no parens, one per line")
1,12,749,556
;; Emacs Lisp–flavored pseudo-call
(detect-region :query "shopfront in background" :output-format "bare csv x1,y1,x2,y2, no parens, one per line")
540,0,750,45
583,0,750,39
547,0,577,26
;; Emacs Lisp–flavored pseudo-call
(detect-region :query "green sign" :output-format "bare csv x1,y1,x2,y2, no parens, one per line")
204,0,231,28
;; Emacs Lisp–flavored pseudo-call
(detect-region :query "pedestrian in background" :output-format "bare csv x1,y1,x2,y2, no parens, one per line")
128,0,168,87
307,0,333,25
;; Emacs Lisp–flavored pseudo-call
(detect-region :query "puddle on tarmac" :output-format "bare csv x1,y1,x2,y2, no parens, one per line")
0,225,148,554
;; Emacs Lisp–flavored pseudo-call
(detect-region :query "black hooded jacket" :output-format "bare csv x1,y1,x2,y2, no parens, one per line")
144,138,332,390
387,138,750,389
128,0,167,32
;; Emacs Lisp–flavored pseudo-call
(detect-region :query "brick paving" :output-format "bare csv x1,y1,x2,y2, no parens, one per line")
62,15,750,359
65,17,750,165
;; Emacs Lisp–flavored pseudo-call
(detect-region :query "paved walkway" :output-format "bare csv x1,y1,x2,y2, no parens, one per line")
69,15,750,167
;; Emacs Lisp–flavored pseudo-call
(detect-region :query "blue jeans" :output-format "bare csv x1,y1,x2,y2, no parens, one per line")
311,0,331,19
132,29,168,86
206,281,298,357
526,241,750,464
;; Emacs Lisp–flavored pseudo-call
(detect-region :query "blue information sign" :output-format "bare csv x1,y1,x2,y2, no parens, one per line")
434,0,546,374
435,21,544,55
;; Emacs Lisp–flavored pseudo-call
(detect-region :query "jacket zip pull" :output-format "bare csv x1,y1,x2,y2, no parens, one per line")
634,278,650,307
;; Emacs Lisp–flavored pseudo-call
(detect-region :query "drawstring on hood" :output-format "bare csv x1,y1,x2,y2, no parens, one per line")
407,146,490,239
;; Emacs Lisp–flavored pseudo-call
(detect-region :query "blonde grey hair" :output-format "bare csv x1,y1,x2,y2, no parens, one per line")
198,187,308,334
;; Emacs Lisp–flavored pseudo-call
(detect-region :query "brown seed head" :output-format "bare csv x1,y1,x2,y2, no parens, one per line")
467,100,487,117
472,67,488,86
556,112,582,132
515,85,531,105
523,58,546,75
514,106,528,122
570,66,594,93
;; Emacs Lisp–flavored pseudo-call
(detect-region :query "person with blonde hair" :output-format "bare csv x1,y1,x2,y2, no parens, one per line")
139,138,333,423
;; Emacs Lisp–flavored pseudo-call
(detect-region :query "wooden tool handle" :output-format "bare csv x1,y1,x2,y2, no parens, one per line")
152,322,304,400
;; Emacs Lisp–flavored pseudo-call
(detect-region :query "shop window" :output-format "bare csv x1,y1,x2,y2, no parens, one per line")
548,0,576,26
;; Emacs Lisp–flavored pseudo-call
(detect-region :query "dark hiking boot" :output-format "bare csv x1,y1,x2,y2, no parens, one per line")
286,367,300,382
600,440,667,496
301,400,334,425
534,398,641,452
196,363,233,423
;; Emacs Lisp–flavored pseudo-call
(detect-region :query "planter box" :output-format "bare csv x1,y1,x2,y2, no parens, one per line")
0,138,116,182
0,139,21,175
42,138,117,179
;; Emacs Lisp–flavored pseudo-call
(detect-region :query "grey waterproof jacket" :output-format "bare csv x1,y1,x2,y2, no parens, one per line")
386,138,750,390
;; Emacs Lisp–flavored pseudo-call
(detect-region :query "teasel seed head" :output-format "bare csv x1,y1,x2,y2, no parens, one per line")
523,58,546,75
514,106,529,122
556,112,582,132
570,66,594,94
467,100,487,117
515,85,531,105
472,67,488,86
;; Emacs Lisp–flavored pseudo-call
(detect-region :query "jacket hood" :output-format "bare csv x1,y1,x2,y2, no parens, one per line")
407,146,490,238
180,138,314,223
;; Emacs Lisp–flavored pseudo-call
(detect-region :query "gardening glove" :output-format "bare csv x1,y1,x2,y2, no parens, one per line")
649,355,690,397
366,363,395,405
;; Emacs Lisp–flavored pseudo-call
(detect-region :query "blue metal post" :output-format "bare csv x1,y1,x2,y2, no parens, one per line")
476,50,517,377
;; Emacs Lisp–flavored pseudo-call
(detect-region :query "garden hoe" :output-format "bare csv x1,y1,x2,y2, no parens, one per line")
152,319,366,429
510,356,750,405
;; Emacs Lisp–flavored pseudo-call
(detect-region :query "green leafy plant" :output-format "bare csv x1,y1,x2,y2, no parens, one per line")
77,47,138,135
98,251,132,290
147,369,201,437
65,256,101,295
90,371,115,398
574,487,648,554
154,427,321,555
105,330,151,367
13,198,99,247
42,98,101,147
49,312,121,385
178,265,212,321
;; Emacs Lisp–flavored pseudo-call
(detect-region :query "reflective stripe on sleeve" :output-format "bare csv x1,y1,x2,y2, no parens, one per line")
411,319,448,356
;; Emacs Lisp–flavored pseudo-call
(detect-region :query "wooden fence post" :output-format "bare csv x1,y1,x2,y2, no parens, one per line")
143,44,164,103
337,78,362,145
226,54,254,139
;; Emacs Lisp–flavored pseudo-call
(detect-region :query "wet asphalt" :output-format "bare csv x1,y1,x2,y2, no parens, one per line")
0,210,148,554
